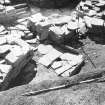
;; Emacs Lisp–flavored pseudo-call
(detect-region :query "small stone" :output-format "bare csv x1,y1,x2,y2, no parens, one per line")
23,33,34,40
61,66,77,77
0,5,4,12
87,10,96,16
84,16,92,28
55,54,83,76
28,13,46,23
91,18,104,26
49,26,65,43
85,0,92,6
5,6,15,12
0,0,10,4
93,6,100,11
26,38,37,44
78,18,87,35
38,44,53,54
9,30,25,38
0,60,5,64
61,24,70,35
0,37,7,45
7,38,31,54
49,26,64,35
0,45,11,54
39,49,62,67
51,61,62,69
60,53,83,65
0,64,12,74
0,25,5,33
5,46,24,65
79,1,85,7
82,6,89,11
67,21,78,30
15,24,28,31
55,63,73,75
14,39,31,54
95,2,105,7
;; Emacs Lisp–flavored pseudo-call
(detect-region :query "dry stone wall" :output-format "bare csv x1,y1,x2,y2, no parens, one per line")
0,36,34,91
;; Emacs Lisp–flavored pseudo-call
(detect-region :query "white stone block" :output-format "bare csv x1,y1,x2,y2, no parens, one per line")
55,53,84,76
5,46,24,65
51,61,62,69
39,49,63,67
55,64,73,75
0,45,11,54
0,37,7,45
0,25,5,32
28,13,46,23
67,20,78,30
38,44,53,54
84,16,92,28
0,64,12,74
9,30,25,38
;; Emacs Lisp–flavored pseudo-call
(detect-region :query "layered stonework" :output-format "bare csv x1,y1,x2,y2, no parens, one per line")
0,37,33,90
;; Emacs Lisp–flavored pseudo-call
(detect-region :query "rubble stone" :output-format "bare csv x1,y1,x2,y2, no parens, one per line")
0,25,5,32
28,13,46,23
0,37,7,45
55,54,83,76
0,45,11,54
5,46,24,66
49,25,76,43
0,36,34,90
55,63,73,75
0,5,4,12
0,0,10,4
84,16,92,28
60,53,83,64
39,48,62,67
38,44,53,55
0,64,12,74
78,18,87,35
26,38,37,44
5,6,15,12
67,20,78,30
87,10,97,16
51,61,62,69
9,30,25,39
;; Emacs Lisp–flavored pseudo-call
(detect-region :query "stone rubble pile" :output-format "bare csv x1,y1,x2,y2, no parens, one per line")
38,44,83,77
0,35,33,90
76,0,105,36
27,13,83,44
26,0,105,44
